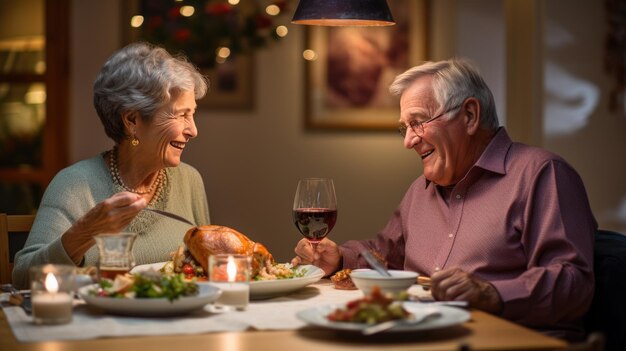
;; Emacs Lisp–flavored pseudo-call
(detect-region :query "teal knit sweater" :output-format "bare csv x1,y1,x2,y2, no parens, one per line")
12,153,210,288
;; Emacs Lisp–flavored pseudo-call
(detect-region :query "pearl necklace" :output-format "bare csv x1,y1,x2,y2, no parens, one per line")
108,147,165,196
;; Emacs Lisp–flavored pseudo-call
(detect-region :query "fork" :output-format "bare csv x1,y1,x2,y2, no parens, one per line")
1,284,32,314
362,310,441,335
143,208,195,226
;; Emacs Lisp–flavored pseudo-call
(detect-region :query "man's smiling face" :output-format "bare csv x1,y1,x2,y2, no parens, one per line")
399,76,473,186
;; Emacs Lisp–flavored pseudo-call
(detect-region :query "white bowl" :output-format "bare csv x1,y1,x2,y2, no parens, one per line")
349,269,418,295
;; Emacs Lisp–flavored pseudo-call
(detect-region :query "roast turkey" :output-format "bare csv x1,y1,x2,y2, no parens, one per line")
183,225,274,277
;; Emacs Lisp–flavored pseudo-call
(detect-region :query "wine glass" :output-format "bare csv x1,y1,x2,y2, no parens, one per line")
292,178,338,253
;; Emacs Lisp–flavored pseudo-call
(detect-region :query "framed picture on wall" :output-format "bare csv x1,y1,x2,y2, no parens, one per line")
122,1,285,110
304,0,428,130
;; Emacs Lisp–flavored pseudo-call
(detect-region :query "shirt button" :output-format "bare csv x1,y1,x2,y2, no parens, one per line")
455,194,462,199
448,233,453,238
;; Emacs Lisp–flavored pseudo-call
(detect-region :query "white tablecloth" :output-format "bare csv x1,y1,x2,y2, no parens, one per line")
3,280,435,343
3,280,367,343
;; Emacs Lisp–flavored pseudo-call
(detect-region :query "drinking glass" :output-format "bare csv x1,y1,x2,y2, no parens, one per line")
94,233,137,281
292,178,337,252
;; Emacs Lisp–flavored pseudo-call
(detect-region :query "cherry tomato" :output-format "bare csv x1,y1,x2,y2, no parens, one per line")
182,264,194,275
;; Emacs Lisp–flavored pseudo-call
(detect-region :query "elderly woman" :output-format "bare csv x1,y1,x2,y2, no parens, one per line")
12,42,210,288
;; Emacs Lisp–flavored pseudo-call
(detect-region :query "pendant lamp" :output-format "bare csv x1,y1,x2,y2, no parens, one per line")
291,0,395,26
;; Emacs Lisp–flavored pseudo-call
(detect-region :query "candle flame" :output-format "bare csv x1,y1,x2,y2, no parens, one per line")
226,255,237,282
44,273,59,293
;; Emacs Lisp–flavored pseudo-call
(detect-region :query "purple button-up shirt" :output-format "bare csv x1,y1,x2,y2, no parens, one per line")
341,128,597,339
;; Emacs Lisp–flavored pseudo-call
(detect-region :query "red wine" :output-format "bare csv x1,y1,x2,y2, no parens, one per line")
293,208,337,242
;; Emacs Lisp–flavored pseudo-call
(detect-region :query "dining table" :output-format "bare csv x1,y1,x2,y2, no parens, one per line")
0,279,568,351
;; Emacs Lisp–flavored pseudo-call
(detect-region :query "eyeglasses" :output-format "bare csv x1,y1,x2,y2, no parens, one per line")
397,103,463,138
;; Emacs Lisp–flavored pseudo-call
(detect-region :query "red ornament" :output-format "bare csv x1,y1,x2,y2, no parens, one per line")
274,1,288,11
174,28,192,43
205,3,231,16
255,14,272,29
148,16,164,31
168,6,182,19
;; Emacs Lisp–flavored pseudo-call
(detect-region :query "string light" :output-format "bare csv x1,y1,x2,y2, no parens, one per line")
130,15,144,28
180,6,195,17
276,25,288,38
302,49,317,61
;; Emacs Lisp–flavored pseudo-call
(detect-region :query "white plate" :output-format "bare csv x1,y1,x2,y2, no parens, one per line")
296,302,470,333
78,283,220,316
249,265,325,299
131,262,325,300
131,262,171,274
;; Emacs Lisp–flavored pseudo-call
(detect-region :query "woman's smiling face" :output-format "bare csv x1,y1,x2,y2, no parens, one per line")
400,76,473,186
136,89,198,169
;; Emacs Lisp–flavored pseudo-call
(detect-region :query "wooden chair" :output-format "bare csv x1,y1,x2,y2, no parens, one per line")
0,213,35,284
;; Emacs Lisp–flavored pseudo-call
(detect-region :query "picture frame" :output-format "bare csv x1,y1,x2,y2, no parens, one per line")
122,0,256,110
304,0,428,130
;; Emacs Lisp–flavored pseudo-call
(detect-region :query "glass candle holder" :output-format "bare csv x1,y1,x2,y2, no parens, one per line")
208,254,251,311
29,264,76,325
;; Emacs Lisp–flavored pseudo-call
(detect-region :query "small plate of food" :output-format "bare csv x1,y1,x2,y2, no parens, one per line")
78,271,220,316
248,264,324,299
131,224,324,299
296,286,470,334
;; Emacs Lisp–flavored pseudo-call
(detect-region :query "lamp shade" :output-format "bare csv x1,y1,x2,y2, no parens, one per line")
291,0,395,26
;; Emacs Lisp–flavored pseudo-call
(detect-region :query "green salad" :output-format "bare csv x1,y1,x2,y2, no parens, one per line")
91,270,199,302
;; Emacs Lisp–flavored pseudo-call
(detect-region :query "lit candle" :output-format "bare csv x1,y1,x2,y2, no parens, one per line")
213,282,249,309
210,255,250,311
32,272,73,325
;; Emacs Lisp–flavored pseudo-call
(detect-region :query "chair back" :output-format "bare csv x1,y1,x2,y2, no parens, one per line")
0,213,35,284
585,229,626,351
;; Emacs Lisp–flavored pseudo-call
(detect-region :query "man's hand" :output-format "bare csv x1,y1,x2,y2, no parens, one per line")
291,238,342,276
431,268,503,314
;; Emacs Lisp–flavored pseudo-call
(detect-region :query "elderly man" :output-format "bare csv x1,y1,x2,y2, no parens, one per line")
292,59,596,340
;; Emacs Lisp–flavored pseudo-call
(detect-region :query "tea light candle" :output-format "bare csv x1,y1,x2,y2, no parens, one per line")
213,282,249,310
32,271,74,325
209,254,251,311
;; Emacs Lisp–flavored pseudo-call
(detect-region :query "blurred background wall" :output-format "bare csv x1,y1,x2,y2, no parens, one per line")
65,0,626,262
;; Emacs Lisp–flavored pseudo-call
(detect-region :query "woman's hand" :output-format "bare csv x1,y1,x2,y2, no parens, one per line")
291,238,342,276
62,192,147,263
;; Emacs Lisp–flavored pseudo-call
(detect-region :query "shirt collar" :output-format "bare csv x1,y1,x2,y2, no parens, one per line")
473,127,510,175
424,127,511,188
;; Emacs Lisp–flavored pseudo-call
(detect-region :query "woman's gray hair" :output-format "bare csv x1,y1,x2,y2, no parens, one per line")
389,58,499,130
93,42,209,143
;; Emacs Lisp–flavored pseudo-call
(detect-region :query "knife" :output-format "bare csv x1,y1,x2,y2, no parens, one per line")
1,284,32,314
361,250,392,277
144,208,195,226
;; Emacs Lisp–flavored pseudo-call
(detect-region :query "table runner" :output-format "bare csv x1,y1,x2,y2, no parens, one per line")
2,280,368,343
